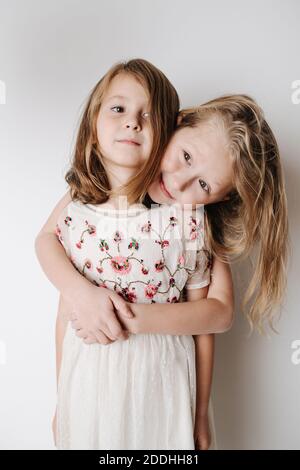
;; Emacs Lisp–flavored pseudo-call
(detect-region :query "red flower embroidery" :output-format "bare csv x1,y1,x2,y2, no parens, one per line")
169,216,178,227
145,284,158,299
155,260,164,272
83,259,92,270
121,287,137,303
141,266,149,275
167,296,178,303
99,239,109,251
189,216,203,241
85,220,96,235
64,216,72,226
128,238,139,250
155,240,170,248
114,231,123,243
110,256,132,275
141,221,151,233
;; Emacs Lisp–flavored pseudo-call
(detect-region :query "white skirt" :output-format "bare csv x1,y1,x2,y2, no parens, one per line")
56,323,217,450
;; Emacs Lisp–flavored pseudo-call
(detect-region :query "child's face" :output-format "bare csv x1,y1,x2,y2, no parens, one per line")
148,121,234,207
96,73,153,175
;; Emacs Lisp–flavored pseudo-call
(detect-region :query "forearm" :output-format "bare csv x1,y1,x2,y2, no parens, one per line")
125,298,231,335
35,232,90,304
193,334,214,416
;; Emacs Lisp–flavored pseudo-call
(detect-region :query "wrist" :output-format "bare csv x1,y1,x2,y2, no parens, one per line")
128,303,142,334
195,405,209,418
63,275,91,306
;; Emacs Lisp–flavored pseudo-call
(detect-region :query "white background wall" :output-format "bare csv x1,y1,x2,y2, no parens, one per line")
0,0,299,449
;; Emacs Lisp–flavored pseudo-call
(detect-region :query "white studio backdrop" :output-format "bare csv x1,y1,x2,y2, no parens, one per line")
0,0,299,449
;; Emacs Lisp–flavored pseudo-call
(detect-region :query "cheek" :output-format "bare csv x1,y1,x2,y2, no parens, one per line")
185,187,208,206
146,128,154,147
96,115,107,138
184,195,199,206
161,151,177,173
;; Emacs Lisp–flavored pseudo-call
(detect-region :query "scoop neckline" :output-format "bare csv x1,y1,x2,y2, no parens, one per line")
83,202,150,218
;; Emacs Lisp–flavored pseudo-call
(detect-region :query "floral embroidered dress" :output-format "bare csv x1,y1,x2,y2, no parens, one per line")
55,200,217,450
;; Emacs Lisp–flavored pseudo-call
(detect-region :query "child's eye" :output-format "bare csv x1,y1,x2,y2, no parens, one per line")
183,151,191,164
199,179,209,193
142,112,150,119
111,106,124,113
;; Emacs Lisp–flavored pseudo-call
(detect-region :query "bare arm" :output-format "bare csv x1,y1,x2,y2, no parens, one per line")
34,191,132,343
193,332,214,450
179,287,215,450
119,257,234,335
186,286,214,418
193,334,214,415
35,191,96,304
35,194,233,339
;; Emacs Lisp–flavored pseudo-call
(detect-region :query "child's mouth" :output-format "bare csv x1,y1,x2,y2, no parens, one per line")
160,174,175,200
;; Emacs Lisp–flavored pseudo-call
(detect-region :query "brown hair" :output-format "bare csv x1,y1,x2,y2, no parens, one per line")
178,95,289,333
65,58,179,205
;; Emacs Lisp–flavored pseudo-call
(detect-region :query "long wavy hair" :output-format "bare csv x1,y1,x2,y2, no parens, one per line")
65,58,180,205
178,95,289,334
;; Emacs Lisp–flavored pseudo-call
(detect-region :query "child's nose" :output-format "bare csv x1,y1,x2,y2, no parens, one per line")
124,117,141,132
172,170,194,193
172,175,188,192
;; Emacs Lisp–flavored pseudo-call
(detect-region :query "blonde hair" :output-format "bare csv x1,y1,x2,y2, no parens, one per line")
178,95,289,334
66,58,180,205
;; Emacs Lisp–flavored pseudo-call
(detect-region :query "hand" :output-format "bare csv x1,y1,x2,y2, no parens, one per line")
69,284,134,345
194,412,211,450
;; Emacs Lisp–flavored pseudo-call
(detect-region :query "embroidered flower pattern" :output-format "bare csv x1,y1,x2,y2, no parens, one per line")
110,256,132,275
74,219,97,249
56,209,207,304
145,283,159,299
189,215,203,241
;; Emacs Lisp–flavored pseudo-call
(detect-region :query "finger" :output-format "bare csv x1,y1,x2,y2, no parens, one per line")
71,319,83,330
83,336,98,344
94,329,114,345
97,319,129,341
75,329,88,338
105,315,129,340
100,326,120,341
110,295,134,318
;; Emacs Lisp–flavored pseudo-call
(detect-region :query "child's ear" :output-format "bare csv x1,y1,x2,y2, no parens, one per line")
221,195,231,201
177,114,183,125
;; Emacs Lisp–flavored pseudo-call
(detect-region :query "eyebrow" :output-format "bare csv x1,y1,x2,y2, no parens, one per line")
186,143,223,190
106,95,128,101
105,95,150,109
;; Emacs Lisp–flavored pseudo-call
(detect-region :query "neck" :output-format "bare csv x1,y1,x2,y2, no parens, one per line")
104,165,161,209
107,169,137,189
104,164,137,209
